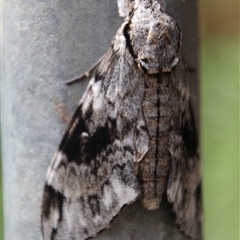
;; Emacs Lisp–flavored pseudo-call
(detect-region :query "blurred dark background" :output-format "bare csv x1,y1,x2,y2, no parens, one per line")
200,0,239,239
0,0,239,239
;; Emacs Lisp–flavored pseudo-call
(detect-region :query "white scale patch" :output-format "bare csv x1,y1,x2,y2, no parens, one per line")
102,185,113,210
112,178,138,205
47,151,67,193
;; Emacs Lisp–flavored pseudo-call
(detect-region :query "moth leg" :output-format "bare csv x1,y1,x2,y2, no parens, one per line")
66,54,105,85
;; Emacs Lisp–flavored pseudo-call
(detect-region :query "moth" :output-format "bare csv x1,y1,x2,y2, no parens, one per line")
41,0,201,239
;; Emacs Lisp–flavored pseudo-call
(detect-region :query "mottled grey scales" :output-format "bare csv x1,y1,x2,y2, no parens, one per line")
41,0,201,240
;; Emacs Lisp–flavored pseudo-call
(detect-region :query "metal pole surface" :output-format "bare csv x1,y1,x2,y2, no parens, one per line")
2,0,199,239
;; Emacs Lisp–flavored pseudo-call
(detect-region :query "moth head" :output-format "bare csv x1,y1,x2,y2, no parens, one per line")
130,0,181,74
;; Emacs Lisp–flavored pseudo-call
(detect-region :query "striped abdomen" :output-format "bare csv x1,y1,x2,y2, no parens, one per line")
136,73,172,210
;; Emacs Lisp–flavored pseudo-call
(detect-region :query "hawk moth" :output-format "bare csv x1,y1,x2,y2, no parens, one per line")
41,0,201,239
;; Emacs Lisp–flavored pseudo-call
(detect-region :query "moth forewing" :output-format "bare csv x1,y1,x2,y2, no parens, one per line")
41,1,201,240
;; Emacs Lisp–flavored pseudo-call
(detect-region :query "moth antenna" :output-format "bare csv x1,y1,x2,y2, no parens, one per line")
65,55,104,85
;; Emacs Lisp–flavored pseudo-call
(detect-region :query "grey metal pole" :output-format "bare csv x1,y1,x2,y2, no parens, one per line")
1,0,199,239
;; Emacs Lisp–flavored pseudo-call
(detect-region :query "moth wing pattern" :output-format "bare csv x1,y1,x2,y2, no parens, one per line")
41,0,201,240
41,39,150,239
167,60,201,239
